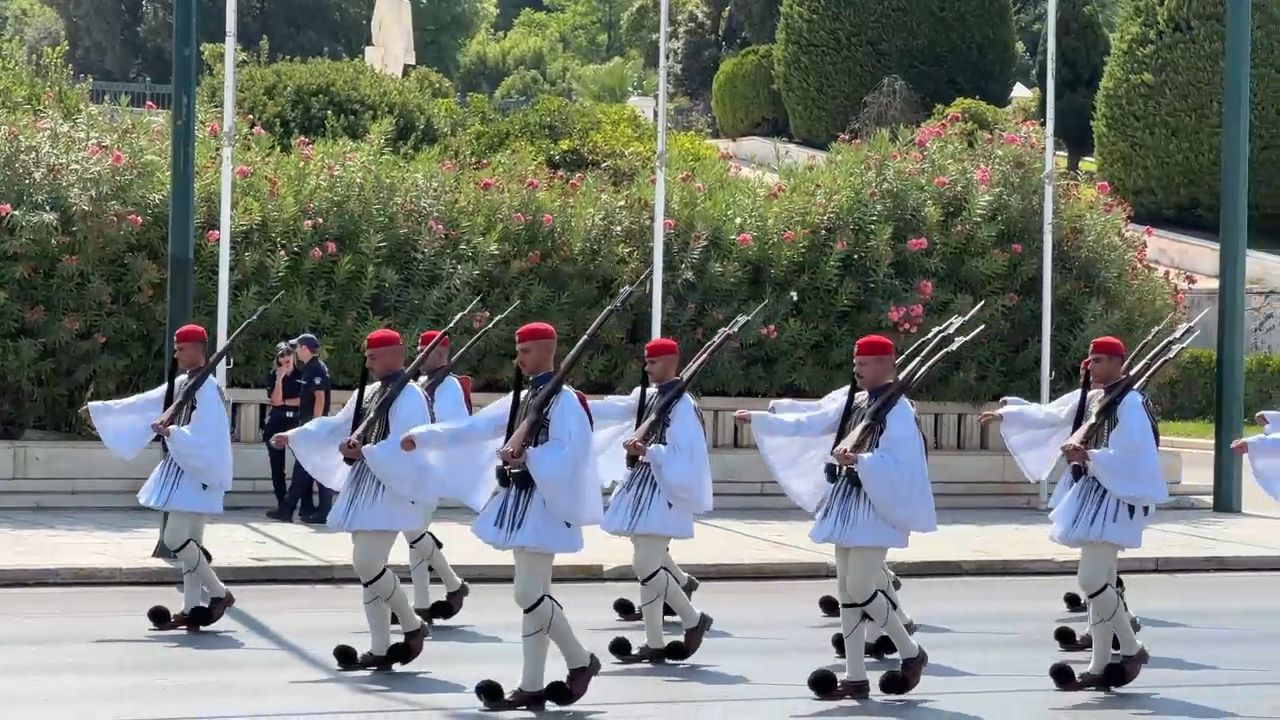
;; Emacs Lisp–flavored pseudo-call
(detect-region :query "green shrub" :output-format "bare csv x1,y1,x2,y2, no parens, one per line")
202,56,446,153
711,44,788,138
1036,0,1109,173
1093,0,1280,231
495,68,549,102
1,47,1182,436
777,0,1017,146
1146,349,1280,421
932,97,1007,132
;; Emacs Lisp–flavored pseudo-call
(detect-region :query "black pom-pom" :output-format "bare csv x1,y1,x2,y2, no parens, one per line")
147,605,172,627
608,636,633,659
386,641,409,664
187,605,213,627
807,668,838,697
830,631,845,657
475,679,504,704
892,575,903,591
873,634,898,656
1049,661,1077,689
428,599,456,621
1111,635,1120,651
1101,661,1129,688
1054,625,1079,647
879,670,909,695
333,644,359,667
544,680,573,706
818,594,840,617
1063,591,1085,611
664,640,689,661
613,597,636,618
1115,575,1125,591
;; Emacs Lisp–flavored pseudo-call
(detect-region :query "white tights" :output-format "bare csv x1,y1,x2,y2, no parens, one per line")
835,546,919,682
632,536,700,648
404,529,462,609
163,512,226,613
353,531,423,655
514,550,591,692
1079,543,1142,673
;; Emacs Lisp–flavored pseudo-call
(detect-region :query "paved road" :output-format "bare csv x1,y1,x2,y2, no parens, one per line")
4,574,1278,719
1179,448,1280,517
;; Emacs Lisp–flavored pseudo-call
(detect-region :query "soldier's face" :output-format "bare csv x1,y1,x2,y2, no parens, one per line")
854,355,894,389
1088,354,1123,385
365,345,404,378
515,340,555,376
644,355,678,384
173,342,206,371
418,345,449,371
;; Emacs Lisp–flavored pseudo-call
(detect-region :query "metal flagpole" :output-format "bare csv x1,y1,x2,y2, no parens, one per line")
1038,0,1058,509
650,0,670,340
215,0,238,386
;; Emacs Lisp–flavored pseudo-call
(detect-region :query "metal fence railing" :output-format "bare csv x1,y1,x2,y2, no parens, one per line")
86,80,175,110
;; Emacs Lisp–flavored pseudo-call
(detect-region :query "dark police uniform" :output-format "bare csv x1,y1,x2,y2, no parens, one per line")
263,363,303,511
283,354,333,521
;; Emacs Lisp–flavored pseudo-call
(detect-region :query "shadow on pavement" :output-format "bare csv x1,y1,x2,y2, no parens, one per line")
793,698,986,720
93,630,247,651
604,662,751,685
1053,691,1261,718
426,625,505,644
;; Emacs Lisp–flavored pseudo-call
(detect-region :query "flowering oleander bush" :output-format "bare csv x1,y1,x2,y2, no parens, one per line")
0,44,1182,437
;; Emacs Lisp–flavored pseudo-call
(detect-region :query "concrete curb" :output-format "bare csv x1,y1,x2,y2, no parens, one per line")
1164,437,1213,451
3,555,1279,586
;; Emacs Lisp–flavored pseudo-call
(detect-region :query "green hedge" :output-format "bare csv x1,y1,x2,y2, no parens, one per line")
1093,0,1280,231
0,45,1182,437
1145,349,1280,421
198,54,455,153
710,44,788,138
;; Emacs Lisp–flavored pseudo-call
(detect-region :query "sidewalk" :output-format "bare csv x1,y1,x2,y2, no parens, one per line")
2,507,1280,585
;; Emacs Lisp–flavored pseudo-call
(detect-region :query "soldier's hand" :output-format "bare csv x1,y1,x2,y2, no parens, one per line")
499,446,526,466
1232,439,1250,456
1061,442,1089,464
338,438,363,460
978,411,1000,426
270,434,288,449
151,421,170,438
832,448,858,466
734,409,752,424
400,434,417,452
623,438,647,457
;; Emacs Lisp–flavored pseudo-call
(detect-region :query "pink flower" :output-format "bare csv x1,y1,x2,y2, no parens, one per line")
906,237,929,252
910,151,924,162
235,164,252,179
126,213,143,228
1007,293,1019,304
440,160,456,172
730,164,743,176
208,121,220,137
472,310,491,329
1011,243,1023,254
758,323,778,340
887,307,902,322
527,250,543,265
1096,181,1112,196
252,125,266,137
513,212,527,224
899,322,912,332
917,279,934,298
695,182,706,193
25,305,45,324
206,230,220,244
428,219,444,236
85,143,102,158
144,101,157,111
663,218,676,232
0,203,10,217
975,165,991,187
525,177,540,190
303,219,315,231
110,149,125,167
1103,201,1116,213
1144,226,1155,238
908,304,924,318
568,179,582,191
1002,133,1021,145
1174,292,1186,306
718,149,734,160
479,178,496,191
835,240,848,251
324,241,338,255
309,246,323,260
542,214,554,228
96,334,108,344
782,230,796,243
59,255,79,267
736,233,753,247
933,176,950,189
678,171,694,184
947,112,962,124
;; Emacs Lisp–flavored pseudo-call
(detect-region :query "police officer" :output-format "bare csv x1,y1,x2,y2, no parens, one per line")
277,333,334,524
263,342,303,518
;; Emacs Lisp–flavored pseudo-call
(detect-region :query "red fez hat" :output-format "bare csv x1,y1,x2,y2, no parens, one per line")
645,337,679,358
854,334,895,357
174,324,208,344
516,322,557,343
1089,336,1126,357
418,330,449,349
366,328,402,350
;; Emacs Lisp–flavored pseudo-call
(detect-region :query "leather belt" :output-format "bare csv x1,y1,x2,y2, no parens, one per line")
824,462,863,487
495,465,536,490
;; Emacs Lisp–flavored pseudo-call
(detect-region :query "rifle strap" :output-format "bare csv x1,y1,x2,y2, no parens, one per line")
830,367,859,452
503,362,524,443
350,362,370,438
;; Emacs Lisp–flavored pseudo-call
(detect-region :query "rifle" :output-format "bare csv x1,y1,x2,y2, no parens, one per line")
832,302,986,456
345,296,482,451
1122,311,1176,374
1055,307,1209,473
500,266,652,458
421,300,521,393
625,300,768,468
154,291,284,431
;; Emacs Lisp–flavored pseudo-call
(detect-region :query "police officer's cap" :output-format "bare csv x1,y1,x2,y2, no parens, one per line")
290,333,320,351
